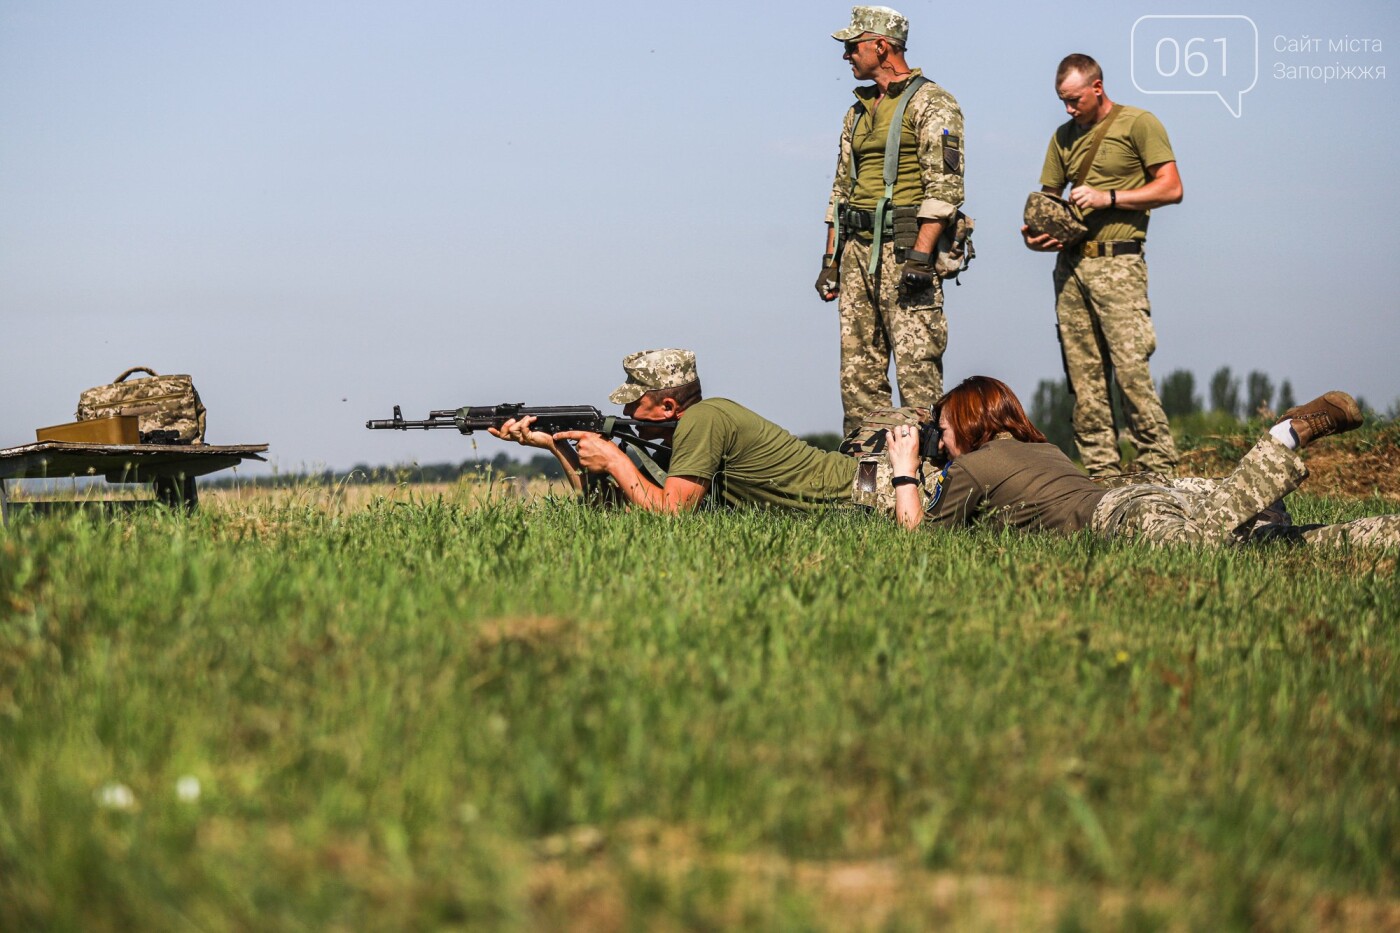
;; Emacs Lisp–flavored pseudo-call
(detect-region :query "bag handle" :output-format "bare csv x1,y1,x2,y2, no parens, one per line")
113,366,160,383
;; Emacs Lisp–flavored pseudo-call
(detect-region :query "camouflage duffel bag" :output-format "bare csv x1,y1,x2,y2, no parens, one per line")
76,366,207,444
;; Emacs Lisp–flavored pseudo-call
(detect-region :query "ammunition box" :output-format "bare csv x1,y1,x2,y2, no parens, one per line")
37,415,141,445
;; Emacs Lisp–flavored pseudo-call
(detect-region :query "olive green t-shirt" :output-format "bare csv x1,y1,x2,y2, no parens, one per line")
1039,105,1175,242
924,437,1106,532
668,399,857,511
843,72,964,216
850,82,927,211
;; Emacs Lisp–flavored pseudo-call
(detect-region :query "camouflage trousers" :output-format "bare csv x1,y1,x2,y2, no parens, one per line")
1248,515,1400,549
1054,252,1177,477
838,238,947,435
1090,435,1400,550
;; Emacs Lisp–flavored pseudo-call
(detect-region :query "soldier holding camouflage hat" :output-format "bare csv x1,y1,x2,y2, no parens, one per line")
490,349,859,513
816,5,966,435
1023,53,1181,478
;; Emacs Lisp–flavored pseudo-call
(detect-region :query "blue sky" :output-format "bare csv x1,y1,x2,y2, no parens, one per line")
2,0,1396,473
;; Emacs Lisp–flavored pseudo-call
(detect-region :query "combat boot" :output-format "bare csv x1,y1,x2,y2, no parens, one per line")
1284,391,1363,448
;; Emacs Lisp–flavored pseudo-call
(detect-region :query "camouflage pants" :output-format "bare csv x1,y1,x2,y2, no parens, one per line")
1091,435,1400,550
1091,435,1304,546
838,238,947,435
1054,252,1177,476
1248,515,1400,549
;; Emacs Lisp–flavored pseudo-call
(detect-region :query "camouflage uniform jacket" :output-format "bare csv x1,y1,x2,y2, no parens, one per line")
825,69,965,227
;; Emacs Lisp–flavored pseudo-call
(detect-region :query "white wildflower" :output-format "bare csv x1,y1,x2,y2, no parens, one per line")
96,782,136,810
175,775,201,802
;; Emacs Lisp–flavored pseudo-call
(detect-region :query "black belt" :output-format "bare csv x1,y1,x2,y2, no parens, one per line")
1077,240,1143,258
839,207,881,233
838,204,918,235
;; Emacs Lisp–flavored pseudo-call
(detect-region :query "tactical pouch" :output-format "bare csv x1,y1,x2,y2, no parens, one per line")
891,206,920,259
891,207,920,240
76,366,207,444
840,406,941,516
838,205,876,235
935,210,976,280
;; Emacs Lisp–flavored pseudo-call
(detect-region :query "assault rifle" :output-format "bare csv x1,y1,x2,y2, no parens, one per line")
365,403,674,483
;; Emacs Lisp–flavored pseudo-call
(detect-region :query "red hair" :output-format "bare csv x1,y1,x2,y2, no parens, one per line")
939,376,1048,453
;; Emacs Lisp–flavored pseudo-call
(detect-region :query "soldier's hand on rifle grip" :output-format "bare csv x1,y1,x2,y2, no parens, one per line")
554,431,621,475
815,255,840,302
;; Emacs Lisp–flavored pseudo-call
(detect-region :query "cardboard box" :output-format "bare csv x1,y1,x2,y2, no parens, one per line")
36,415,141,445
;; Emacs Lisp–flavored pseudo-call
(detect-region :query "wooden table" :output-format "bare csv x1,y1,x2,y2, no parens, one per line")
0,442,268,523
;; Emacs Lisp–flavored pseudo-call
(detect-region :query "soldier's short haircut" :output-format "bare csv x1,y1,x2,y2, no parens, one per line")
641,379,702,411
1056,53,1102,86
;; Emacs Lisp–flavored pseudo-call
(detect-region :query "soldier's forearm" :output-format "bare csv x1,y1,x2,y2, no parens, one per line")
1121,162,1183,210
913,220,943,255
553,445,586,491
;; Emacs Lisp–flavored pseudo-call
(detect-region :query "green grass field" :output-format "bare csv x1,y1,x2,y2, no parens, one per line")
2,468,1398,930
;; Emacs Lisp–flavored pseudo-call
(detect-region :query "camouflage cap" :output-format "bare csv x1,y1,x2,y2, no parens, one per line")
608,348,699,405
832,6,909,44
1023,191,1089,246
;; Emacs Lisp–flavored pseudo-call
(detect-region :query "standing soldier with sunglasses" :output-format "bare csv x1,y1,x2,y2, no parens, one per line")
816,6,966,435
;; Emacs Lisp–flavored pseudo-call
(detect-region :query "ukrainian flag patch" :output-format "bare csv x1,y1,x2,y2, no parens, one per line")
925,465,949,511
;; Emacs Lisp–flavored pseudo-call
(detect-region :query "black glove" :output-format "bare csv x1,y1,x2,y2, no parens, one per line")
815,255,839,301
900,255,935,294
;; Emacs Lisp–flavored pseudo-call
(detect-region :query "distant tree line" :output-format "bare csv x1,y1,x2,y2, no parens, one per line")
1156,366,1300,421
201,451,569,489
1029,367,1378,458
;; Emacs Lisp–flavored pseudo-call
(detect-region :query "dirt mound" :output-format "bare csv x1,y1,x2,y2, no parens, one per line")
526,820,1400,931
1177,424,1400,501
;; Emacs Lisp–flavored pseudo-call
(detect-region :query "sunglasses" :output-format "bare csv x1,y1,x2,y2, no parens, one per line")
843,36,884,55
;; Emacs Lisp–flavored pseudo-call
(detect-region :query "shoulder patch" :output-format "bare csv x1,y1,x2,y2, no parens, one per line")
925,465,950,511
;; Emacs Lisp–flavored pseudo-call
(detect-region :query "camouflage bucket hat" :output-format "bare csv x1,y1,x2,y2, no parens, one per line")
609,348,699,405
832,6,909,44
1023,191,1089,247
